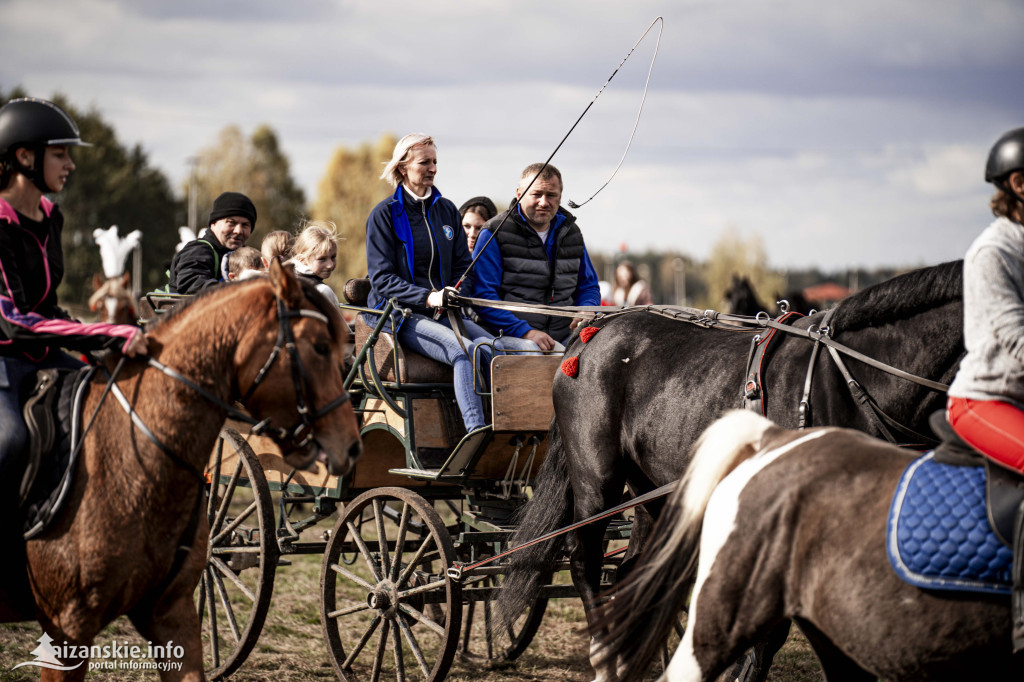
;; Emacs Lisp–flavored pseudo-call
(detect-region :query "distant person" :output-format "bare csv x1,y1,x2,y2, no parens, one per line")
0,98,146,496
612,260,653,306
458,196,497,253
365,133,533,436
471,163,601,351
167,191,256,293
946,125,1024,651
289,220,340,308
261,229,294,267
226,246,265,281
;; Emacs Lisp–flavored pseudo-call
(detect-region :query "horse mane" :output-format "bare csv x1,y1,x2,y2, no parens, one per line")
149,277,344,343
827,260,962,332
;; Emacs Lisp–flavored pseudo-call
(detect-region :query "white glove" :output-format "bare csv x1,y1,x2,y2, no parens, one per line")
426,290,445,308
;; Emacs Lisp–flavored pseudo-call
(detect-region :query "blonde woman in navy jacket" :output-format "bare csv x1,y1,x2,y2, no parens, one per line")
365,134,531,435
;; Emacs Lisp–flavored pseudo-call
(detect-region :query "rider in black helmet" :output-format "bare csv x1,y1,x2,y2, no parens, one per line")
0,98,147,499
947,125,1024,653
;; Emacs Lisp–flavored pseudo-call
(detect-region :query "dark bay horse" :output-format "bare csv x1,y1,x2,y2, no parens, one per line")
495,261,964,675
1,261,362,680
592,410,1019,681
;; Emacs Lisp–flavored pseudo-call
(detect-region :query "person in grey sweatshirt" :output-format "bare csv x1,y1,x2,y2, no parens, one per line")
947,125,1024,652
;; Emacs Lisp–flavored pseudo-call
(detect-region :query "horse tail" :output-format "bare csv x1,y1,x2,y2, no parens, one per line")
590,410,774,678
491,418,573,637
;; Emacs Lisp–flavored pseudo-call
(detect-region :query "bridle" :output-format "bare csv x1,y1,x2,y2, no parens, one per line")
143,294,351,460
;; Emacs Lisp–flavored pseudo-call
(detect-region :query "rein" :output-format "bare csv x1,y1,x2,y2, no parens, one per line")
455,293,949,445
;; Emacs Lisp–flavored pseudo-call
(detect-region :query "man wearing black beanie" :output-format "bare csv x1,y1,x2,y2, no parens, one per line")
168,191,257,293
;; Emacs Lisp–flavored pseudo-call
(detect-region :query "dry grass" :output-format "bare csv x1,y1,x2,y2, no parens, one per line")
0,547,822,681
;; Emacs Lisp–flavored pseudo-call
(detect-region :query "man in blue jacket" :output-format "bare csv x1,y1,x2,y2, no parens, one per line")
471,163,601,351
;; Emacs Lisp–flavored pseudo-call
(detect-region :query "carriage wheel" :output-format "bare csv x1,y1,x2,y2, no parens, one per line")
456,569,547,666
197,427,279,680
320,487,462,681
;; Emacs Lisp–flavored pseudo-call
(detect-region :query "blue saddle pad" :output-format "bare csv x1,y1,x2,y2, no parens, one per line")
887,451,1012,595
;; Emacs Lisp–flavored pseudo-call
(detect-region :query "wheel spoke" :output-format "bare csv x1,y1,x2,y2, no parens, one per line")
372,499,392,579
392,616,406,682
397,614,431,677
211,556,257,602
396,603,446,638
206,568,220,668
343,613,382,669
389,502,412,583
327,601,374,619
396,535,436,589
196,572,207,628
329,562,376,592
211,499,258,546
211,456,244,535
371,619,390,682
207,437,224,519
212,566,242,643
347,519,384,583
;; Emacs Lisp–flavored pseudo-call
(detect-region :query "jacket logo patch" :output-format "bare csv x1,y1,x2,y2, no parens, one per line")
442,225,454,240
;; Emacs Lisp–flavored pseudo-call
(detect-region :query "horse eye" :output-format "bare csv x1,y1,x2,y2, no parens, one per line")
314,342,331,356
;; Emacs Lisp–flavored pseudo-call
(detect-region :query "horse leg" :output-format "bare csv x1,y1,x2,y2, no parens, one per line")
718,621,791,682
130,590,204,682
794,618,875,682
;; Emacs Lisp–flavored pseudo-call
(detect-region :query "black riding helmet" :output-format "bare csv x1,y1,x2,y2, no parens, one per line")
985,127,1024,186
0,98,91,193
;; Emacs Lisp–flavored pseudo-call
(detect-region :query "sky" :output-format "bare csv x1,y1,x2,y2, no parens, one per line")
2,0,1022,270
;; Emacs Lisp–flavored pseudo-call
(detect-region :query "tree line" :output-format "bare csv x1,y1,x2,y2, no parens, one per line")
1,89,910,316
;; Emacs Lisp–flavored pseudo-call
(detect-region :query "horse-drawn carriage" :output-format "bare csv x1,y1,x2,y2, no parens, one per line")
139,279,628,681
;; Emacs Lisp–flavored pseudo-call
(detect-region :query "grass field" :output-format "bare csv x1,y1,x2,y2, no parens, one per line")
0,546,823,681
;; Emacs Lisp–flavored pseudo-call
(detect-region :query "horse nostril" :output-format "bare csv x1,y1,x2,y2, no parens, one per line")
348,440,362,461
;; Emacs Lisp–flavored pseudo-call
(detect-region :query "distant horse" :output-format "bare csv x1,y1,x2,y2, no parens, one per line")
494,261,964,677
88,271,136,325
1,261,362,680
592,411,1019,681
724,274,814,317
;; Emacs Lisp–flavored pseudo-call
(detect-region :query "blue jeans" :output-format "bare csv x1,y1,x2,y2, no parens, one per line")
0,352,85,499
395,314,536,432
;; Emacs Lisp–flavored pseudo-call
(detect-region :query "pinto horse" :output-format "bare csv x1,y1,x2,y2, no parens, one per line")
0,261,362,680
494,261,964,677
592,410,1019,681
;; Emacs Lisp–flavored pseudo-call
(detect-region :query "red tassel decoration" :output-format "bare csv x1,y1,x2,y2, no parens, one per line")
580,326,600,343
561,356,579,378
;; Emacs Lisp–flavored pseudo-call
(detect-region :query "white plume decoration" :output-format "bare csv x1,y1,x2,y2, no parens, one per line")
92,225,142,279
176,226,197,253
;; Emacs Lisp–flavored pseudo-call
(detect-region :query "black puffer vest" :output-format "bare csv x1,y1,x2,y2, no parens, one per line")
493,208,584,341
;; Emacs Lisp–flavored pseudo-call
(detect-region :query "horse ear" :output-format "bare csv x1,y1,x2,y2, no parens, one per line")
92,273,103,290
121,271,131,287
269,258,304,307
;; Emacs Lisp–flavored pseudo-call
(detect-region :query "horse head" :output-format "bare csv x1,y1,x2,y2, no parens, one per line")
88,271,135,324
724,274,765,316
236,260,362,477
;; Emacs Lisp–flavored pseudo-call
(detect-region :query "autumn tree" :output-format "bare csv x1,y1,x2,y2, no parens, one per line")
704,226,783,309
312,133,397,287
0,87,184,304
189,124,306,246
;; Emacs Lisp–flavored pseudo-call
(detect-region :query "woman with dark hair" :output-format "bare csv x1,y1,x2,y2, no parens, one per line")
946,126,1024,651
611,259,653,306
0,98,146,480
458,195,497,253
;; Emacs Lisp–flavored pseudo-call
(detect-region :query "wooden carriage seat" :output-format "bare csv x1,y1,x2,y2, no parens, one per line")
344,278,453,384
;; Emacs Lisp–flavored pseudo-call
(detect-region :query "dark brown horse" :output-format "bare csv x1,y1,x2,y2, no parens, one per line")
592,410,1018,681
1,261,362,680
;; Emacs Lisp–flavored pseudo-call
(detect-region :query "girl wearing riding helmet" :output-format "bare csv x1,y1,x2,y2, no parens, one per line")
365,134,530,436
0,98,147,478
946,125,1024,651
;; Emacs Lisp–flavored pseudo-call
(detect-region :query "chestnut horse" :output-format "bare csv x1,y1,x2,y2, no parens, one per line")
1,261,362,681
592,411,1019,681
88,271,136,325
